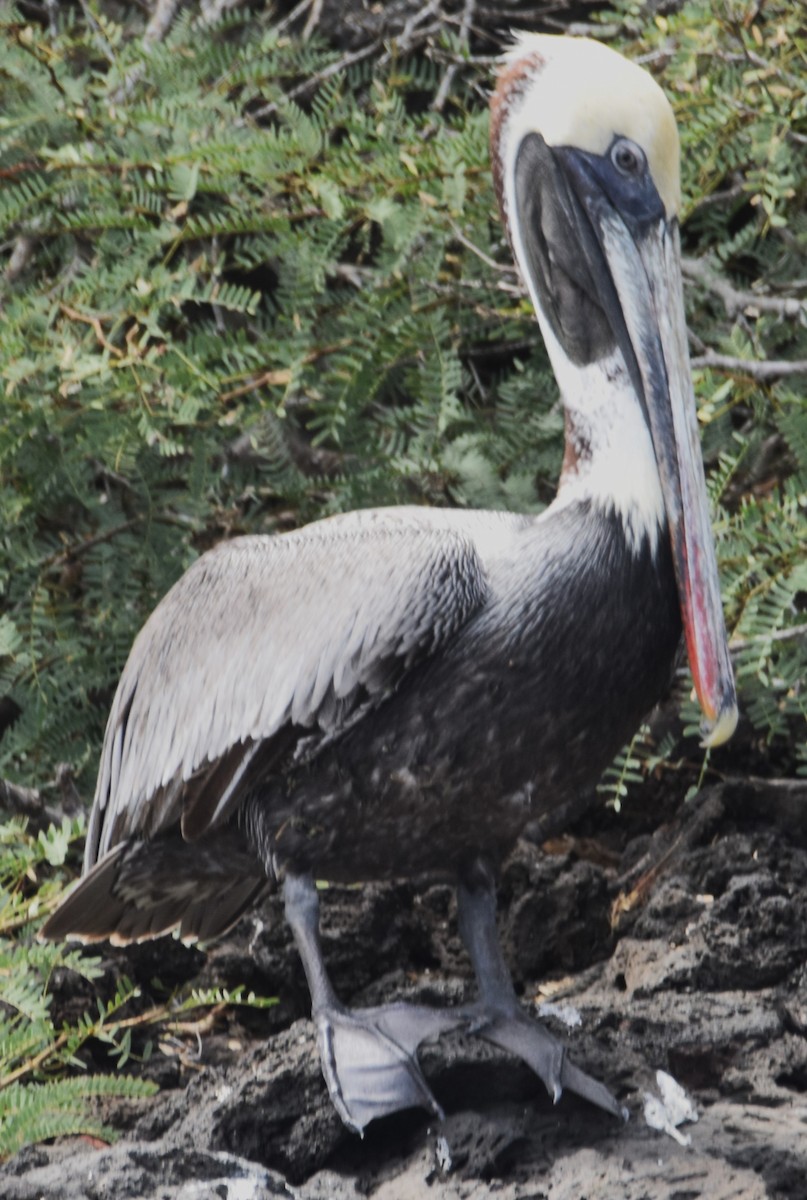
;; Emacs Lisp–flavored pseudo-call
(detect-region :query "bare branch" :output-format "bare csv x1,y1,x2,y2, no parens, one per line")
449,222,517,274
250,40,383,122
730,623,807,653
301,0,324,41
690,350,807,381
143,0,181,47
683,257,806,321
39,514,195,573
432,0,477,112
200,0,243,22
690,179,748,212
113,0,239,104
3,235,35,286
397,0,443,54
0,777,65,831
274,0,316,35
109,0,180,104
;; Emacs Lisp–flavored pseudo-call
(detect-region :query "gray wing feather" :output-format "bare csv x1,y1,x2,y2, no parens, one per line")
87,507,498,869
45,830,270,945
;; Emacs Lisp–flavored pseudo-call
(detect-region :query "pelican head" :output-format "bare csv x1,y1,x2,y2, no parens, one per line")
491,35,737,747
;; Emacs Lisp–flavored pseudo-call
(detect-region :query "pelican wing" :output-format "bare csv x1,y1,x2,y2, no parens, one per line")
86,507,494,869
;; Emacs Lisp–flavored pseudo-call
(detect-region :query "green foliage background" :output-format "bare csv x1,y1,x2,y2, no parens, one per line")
1,0,806,794
0,0,805,1156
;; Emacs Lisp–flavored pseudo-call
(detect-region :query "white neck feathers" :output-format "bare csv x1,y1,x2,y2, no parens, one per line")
544,326,666,554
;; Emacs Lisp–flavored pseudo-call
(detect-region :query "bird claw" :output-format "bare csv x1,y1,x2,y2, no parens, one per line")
560,1053,630,1122
461,1002,627,1121
314,1001,465,1134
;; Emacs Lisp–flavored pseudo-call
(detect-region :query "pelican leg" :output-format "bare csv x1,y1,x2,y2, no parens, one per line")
456,860,628,1121
282,871,462,1134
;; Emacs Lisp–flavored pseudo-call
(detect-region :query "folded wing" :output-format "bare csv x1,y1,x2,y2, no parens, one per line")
85,507,491,871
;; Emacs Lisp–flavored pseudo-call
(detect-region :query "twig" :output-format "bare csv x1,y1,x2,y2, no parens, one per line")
109,0,180,105
683,256,806,321
1,1031,71,1090
690,350,807,381
78,1,117,64
429,49,499,68
711,46,804,95
397,0,443,55
463,337,537,360
690,179,748,213
274,0,315,35
0,777,65,831
301,0,324,41
250,41,383,121
3,236,36,286
44,0,60,37
40,513,193,571
200,0,242,22
143,0,181,47
1,778,44,819
218,339,351,403
729,622,807,653
449,222,516,274
43,520,142,568
611,790,725,928
112,0,224,105
423,278,525,304
59,302,125,357
432,0,476,112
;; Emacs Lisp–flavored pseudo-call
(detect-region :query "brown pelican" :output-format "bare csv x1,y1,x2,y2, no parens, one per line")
43,34,738,1132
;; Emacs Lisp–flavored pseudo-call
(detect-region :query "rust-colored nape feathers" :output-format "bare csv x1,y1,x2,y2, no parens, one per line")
489,45,548,237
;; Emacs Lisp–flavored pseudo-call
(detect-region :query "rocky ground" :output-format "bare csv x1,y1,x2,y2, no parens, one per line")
3,772,806,1199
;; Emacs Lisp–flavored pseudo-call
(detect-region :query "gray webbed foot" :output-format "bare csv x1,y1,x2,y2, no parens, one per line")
283,871,465,1132
315,1001,464,1134
457,861,628,1122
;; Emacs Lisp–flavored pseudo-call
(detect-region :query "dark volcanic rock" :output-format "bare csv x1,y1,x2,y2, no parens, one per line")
2,779,806,1198
1,1143,294,1199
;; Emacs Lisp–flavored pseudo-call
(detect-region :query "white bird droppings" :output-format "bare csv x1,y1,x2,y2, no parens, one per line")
436,1135,452,1173
643,1069,699,1146
537,1000,583,1029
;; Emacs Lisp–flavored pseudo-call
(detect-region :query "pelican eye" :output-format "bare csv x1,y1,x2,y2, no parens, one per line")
611,139,646,179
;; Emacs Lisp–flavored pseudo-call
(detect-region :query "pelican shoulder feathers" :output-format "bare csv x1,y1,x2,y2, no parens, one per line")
88,507,524,864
